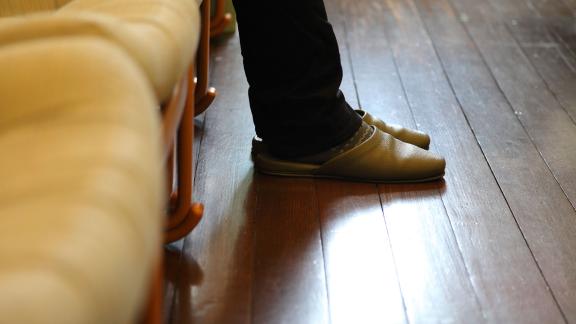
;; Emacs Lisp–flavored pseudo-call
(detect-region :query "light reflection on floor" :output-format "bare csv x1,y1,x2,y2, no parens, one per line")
323,200,405,324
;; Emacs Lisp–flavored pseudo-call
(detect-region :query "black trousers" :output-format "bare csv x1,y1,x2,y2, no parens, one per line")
232,0,362,158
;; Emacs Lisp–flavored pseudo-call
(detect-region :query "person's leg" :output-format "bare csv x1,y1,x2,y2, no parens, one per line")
232,0,446,182
232,0,362,159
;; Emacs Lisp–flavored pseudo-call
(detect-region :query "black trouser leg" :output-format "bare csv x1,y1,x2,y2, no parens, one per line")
232,0,362,158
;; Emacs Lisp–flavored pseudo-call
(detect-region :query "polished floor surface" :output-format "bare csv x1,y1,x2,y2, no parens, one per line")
163,0,576,322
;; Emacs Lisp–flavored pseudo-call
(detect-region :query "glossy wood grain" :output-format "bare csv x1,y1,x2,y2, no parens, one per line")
320,3,408,324
550,20,576,60
562,0,576,13
162,0,576,322
525,0,576,17
162,111,206,324
505,2,576,123
449,0,576,207
170,36,256,324
415,0,576,320
252,176,329,324
513,28,576,124
379,0,564,322
486,0,576,123
315,179,407,324
331,0,484,322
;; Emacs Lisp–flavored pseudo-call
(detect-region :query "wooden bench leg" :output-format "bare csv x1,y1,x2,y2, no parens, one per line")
164,81,204,244
210,0,232,37
195,0,218,116
141,257,163,324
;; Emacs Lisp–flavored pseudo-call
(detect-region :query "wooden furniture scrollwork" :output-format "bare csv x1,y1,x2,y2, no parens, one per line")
162,0,217,244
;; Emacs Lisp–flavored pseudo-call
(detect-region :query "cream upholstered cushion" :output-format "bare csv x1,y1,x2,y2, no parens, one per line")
0,0,200,102
0,37,164,324
0,0,200,322
0,0,73,17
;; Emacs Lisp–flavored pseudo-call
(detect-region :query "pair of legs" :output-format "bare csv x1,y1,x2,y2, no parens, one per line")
232,0,360,158
231,0,445,182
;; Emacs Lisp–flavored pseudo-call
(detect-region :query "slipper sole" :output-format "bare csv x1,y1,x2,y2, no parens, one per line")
255,167,445,184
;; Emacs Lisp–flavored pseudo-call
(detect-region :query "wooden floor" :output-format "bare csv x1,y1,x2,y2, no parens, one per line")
163,0,576,322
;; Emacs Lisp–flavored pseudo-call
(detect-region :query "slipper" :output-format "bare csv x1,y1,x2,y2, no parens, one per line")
357,110,430,149
251,110,430,157
253,127,445,183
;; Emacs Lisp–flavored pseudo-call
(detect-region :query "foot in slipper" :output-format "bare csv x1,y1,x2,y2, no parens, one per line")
252,110,430,158
357,110,430,149
253,126,445,183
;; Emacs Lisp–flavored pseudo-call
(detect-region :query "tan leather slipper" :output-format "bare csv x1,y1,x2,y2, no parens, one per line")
357,110,430,149
252,110,430,157
253,127,445,183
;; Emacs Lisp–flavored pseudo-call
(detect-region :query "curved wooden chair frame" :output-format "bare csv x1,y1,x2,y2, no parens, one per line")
143,0,219,322
162,0,216,245
162,67,205,245
210,0,232,38
140,258,163,324
195,0,217,116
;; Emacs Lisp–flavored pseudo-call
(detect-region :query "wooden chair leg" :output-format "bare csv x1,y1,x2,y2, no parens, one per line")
195,0,218,117
164,82,204,244
210,0,232,37
163,0,212,242
141,257,163,324
165,203,204,244
194,82,216,116
166,146,179,212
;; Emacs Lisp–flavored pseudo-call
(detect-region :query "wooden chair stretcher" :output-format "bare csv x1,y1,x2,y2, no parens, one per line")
162,0,215,246
142,0,219,322
195,0,217,116
210,0,232,38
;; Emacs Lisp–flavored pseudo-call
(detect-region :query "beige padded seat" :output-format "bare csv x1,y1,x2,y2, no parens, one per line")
0,37,164,324
0,0,201,323
0,0,73,16
0,0,201,101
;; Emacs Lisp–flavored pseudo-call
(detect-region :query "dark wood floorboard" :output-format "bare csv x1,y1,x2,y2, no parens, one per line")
163,0,576,322
527,0,576,17
559,0,576,13
550,22,576,69
505,0,576,123
252,176,329,324
333,0,485,322
534,0,576,55
318,3,409,324
448,0,576,207
565,0,576,12
168,36,257,324
163,93,207,324
379,0,564,322
314,180,407,324
512,24,576,124
380,183,484,323
492,0,576,124
416,0,576,320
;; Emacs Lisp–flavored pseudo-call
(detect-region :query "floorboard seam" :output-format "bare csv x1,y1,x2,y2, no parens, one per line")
440,0,572,321
377,0,486,319
335,1,410,321
376,184,410,324
452,0,576,213
406,1,488,320
313,180,334,324
504,23,576,127
249,174,260,324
